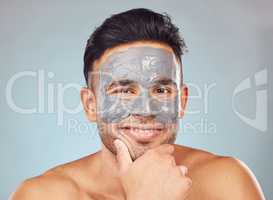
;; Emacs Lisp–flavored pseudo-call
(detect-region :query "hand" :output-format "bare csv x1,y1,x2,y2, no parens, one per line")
114,139,192,200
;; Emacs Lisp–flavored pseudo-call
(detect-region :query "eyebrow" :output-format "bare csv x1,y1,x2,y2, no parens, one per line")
106,78,177,91
153,78,177,86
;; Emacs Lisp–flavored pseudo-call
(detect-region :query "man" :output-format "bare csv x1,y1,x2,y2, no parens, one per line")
11,8,265,200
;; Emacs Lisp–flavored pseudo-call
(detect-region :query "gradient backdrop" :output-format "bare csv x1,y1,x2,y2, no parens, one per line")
1,0,272,199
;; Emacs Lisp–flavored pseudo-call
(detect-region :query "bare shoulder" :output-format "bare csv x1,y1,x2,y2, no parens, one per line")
10,154,98,200
174,145,265,200
200,156,265,199
10,170,82,200
173,144,216,168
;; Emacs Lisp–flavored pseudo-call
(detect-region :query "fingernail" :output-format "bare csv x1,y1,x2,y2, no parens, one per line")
184,167,188,174
180,166,188,175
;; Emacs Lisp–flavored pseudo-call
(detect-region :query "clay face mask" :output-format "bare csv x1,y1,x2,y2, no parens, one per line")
96,46,181,124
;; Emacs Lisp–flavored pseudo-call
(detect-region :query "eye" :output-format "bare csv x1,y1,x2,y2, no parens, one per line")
114,88,135,94
151,85,177,100
156,87,171,94
106,86,138,97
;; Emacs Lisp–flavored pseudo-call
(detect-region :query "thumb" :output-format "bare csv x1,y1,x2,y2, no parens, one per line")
114,139,133,174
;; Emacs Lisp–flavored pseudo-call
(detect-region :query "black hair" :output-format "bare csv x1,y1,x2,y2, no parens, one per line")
83,8,187,85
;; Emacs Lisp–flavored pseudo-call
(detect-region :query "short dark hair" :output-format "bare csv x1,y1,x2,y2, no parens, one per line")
83,8,187,85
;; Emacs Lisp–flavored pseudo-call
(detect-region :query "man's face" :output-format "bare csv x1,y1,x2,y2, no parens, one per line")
91,42,183,160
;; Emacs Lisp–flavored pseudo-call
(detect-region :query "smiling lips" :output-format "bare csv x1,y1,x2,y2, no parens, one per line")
118,124,165,142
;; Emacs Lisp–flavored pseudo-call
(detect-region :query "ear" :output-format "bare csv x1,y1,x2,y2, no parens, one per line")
80,87,97,122
178,84,188,118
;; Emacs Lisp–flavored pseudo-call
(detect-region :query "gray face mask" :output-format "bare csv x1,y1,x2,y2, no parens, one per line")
96,46,182,124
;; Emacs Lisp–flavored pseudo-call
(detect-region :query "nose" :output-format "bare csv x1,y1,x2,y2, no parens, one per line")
130,90,154,117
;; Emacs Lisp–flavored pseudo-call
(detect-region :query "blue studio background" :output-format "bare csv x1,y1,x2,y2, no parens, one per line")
1,0,272,199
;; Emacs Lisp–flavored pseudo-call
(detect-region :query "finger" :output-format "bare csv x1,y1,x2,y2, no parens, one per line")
114,139,133,173
154,144,175,155
180,176,192,189
161,154,176,166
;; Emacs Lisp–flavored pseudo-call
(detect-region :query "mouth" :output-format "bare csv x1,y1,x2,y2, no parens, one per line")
118,123,165,143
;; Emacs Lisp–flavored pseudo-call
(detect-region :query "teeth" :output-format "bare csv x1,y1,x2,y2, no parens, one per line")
120,124,164,130
131,128,158,135
119,127,162,141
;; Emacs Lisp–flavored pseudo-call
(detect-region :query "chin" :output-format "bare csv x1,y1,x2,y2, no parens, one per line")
116,126,177,160
129,134,177,161
98,120,178,160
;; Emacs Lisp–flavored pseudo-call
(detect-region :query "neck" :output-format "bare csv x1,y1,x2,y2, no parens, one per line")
99,143,120,178
93,144,125,199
